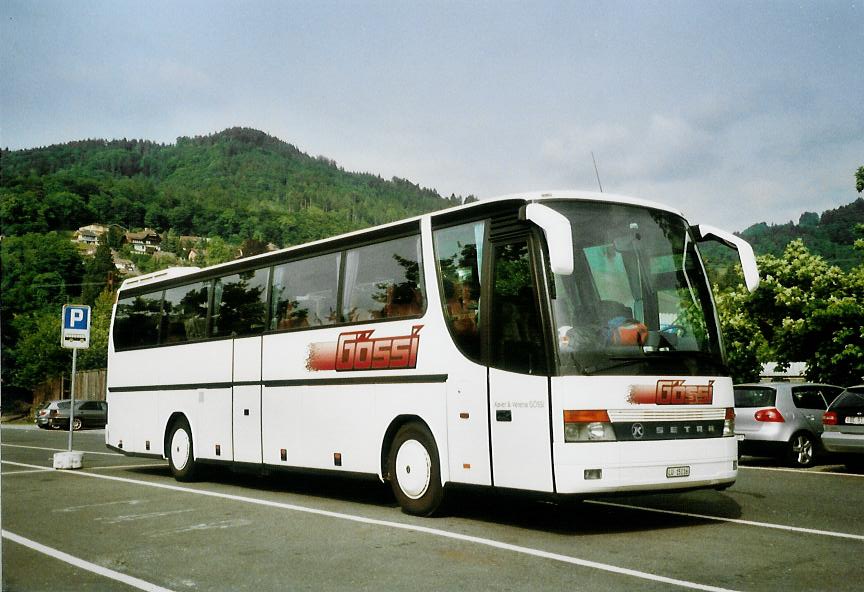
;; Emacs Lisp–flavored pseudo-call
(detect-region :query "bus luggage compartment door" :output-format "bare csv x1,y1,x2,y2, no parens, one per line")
488,369,553,492
233,336,262,464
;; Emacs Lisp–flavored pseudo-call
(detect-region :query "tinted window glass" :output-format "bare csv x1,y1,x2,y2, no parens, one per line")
342,235,425,322
434,221,485,362
490,239,547,375
271,253,340,330
162,282,209,343
831,388,864,410
734,387,776,407
212,268,269,338
792,387,829,410
114,292,163,349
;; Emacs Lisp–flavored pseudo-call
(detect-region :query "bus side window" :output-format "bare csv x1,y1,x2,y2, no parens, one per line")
212,268,269,338
433,222,484,363
270,252,340,330
114,291,163,350
342,235,425,323
161,282,209,343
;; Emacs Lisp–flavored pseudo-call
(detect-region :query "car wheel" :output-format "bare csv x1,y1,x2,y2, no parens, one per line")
388,423,444,516
167,418,199,482
71,417,83,431
787,432,816,468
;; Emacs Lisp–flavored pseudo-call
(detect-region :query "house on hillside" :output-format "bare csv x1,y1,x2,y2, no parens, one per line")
75,224,110,245
112,251,137,274
125,229,162,254
179,236,204,260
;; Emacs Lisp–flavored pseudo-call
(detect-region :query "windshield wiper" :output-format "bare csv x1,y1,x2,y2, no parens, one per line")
580,350,725,376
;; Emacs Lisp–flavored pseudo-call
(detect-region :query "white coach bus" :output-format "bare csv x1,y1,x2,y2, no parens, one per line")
106,191,759,515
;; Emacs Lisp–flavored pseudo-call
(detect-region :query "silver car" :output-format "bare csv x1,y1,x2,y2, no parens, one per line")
34,399,108,430
734,382,843,467
821,385,864,471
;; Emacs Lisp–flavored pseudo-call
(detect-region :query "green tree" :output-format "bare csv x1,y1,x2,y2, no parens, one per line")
78,289,115,371
716,239,864,385
5,308,71,390
82,242,116,304
203,237,235,266
856,165,864,193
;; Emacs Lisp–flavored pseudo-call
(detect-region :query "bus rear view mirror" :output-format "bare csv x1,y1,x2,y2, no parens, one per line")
520,203,574,275
694,224,760,292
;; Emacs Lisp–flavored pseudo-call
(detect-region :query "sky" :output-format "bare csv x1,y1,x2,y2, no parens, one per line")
2,0,863,231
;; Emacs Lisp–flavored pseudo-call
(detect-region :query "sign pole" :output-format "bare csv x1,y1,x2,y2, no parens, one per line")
56,304,90,470
68,347,77,452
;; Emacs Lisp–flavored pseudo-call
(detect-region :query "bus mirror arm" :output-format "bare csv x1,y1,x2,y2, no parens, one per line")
520,203,575,275
693,224,760,293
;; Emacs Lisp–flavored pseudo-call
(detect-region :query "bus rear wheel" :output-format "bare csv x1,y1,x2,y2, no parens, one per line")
388,423,444,516
167,418,199,482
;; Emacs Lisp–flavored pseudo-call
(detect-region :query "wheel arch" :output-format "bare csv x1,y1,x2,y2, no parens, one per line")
163,412,193,459
380,415,437,483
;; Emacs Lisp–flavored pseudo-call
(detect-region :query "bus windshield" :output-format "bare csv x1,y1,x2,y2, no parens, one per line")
547,201,724,376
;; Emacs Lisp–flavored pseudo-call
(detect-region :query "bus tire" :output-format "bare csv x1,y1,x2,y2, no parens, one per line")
167,418,198,482
388,423,444,516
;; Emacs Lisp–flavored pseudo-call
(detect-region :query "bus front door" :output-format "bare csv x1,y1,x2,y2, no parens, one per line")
488,370,553,491
232,336,263,464
486,237,554,492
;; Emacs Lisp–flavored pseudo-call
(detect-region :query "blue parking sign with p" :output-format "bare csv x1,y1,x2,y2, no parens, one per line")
64,306,89,330
61,304,91,349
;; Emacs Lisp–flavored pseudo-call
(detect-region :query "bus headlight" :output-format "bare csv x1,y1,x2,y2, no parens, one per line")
564,410,617,443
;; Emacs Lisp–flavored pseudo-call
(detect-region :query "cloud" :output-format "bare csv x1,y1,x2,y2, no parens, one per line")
541,113,715,185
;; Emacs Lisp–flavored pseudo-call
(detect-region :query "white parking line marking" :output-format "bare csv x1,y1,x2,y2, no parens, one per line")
1,443,123,456
586,500,864,541
2,468,55,476
55,499,145,513
90,463,168,471
0,460,743,592
2,530,176,592
95,509,195,525
739,465,864,478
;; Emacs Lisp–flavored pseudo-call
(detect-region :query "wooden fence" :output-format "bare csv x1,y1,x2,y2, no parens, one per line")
32,368,107,407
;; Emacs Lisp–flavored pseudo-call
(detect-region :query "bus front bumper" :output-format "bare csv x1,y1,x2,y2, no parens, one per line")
554,437,738,494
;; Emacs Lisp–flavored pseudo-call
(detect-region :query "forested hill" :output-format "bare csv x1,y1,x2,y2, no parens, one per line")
0,127,469,246
737,198,864,270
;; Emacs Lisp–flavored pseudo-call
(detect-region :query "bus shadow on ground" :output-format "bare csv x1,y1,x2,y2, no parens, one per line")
124,462,743,536
441,487,743,536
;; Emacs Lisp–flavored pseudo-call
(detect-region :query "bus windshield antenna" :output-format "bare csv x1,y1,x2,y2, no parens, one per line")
591,151,604,193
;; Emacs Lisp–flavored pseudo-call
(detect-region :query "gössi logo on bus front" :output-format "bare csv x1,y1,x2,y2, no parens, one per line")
628,380,715,405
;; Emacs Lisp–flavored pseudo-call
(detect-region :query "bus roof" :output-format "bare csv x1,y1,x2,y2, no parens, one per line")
117,190,685,292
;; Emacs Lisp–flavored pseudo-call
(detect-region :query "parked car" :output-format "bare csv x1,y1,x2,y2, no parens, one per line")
734,382,843,467
34,399,107,430
821,385,864,471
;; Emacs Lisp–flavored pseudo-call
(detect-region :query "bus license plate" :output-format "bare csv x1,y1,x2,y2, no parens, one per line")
666,466,690,478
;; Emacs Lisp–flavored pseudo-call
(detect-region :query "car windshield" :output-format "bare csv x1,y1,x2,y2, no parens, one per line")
547,201,724,376
57,401,71,409
734,387,777,407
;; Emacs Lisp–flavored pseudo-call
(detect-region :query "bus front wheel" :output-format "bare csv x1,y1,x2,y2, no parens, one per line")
167,418,199,482
388,423,444,516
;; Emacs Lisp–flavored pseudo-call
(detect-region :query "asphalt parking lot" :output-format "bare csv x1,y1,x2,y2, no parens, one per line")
2,425,862,591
